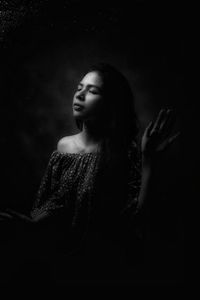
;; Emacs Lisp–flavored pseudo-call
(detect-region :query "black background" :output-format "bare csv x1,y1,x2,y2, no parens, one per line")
0,0,184,286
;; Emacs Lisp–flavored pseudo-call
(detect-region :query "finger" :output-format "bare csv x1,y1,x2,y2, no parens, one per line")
6,209,19,215
145,120,154,137
5,209,27,221
5,209,23,217
158,132,180,152
167,132,180,144
160,111,177,140
6,209,32,222
159,109,172,131
151,109,166,132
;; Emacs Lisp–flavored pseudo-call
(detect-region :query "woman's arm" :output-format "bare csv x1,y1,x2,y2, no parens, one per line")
137,108,180,211
137,156,153,211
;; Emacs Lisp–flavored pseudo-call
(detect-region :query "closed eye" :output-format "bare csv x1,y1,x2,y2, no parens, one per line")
89,89,99,94
76,83,101,94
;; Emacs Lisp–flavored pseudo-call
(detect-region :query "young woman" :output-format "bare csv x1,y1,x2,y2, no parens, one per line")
0,63,179,284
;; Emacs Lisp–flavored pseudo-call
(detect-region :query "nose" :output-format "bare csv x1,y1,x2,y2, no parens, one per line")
76,89,85,101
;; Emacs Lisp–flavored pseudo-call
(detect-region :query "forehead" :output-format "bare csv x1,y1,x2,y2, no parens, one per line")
80,71,104,87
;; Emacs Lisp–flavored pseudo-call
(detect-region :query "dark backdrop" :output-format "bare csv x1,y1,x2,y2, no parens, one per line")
0,0,184,285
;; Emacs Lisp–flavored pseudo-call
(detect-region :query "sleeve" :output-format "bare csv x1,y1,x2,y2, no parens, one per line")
30,151,65,220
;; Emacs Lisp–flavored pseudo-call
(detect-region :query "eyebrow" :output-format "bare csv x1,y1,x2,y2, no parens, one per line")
78,82,102,90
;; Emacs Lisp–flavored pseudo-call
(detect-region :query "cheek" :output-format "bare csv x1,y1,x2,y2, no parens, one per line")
87,96,104,112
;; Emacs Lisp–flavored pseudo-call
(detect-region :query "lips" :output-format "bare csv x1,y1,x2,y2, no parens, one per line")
73,103,84,109
73,103,84,111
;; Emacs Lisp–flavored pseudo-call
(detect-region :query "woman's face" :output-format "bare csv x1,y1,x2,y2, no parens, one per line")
72,71,105,122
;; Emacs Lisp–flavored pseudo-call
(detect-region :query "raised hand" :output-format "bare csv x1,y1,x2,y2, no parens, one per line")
141,108,180,162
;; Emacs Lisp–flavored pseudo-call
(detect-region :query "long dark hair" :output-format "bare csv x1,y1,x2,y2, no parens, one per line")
75,63,139,163
76,63,138,146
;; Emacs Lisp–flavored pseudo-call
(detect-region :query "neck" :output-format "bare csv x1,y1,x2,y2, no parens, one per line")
79,120,106,147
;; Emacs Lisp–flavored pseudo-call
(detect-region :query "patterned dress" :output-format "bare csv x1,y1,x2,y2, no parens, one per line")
30,139,142,282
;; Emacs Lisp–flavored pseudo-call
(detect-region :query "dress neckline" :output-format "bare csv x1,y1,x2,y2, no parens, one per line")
54,149,100,156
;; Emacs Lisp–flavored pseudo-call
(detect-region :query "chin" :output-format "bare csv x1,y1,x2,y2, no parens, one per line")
73,110,83,116
73,112,85,120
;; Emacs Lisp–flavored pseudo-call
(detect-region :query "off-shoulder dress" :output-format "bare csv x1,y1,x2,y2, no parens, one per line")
30,140,142,282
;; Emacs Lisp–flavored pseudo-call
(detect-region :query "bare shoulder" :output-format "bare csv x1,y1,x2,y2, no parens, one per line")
57,134,79,154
